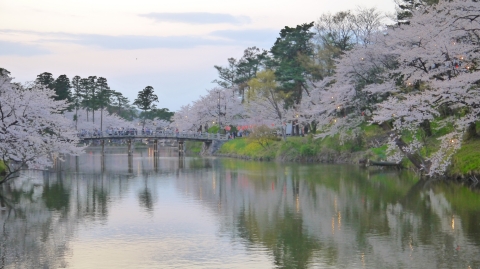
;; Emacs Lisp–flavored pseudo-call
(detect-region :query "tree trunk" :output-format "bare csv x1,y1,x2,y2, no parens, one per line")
395,136,430,173
420,119,432,137
466,122,478,140
142,109,146,129
75,107,78,130
310,120,317,133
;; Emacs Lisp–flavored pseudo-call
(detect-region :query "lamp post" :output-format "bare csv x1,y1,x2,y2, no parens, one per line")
217,91,221,133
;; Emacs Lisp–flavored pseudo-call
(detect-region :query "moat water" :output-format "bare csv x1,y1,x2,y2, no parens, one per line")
1,147,480,268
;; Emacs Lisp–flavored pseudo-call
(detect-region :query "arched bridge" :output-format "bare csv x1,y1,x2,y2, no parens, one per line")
79,132,228,142
78,132,229,155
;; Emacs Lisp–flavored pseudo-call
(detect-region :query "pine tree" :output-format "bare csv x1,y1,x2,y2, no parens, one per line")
133,86,159,128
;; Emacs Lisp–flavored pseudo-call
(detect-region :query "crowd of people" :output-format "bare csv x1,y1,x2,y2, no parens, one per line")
76,127,244,140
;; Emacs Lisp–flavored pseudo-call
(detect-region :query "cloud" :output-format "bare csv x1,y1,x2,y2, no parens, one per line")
210,29,279,44
140,12,250,25
62,34,229,50
0,40,50,56
0,28,280,51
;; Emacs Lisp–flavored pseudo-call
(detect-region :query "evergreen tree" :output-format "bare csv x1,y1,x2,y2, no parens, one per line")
270,22,316,107
133,86,159,128
35,72,55,90
395,0,438,24
140,108,174,122
53,74,72,102
110,90,130,116
213,47,268,102
234,47,268,102
87,76,97,124
79,78,91,122
96,77,112,132
71,75,82,129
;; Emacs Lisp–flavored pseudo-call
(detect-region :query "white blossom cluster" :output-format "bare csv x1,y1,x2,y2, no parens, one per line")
172,87,248,132
308,0,480,175
0,71,83,181
171,0,479,176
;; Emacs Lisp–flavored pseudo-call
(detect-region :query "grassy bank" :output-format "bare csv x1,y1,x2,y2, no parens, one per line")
0,161,5,175
449,138,480,178
185,141,203,154
213,125,480,178
217,134,382,163
215,123,391,164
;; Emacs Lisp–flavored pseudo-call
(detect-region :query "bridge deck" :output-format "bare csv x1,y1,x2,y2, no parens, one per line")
79,132,228,142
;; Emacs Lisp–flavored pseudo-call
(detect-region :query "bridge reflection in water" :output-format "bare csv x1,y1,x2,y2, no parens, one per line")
3,149,480,268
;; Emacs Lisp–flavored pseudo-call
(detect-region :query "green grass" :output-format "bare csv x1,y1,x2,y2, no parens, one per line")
0,161,5,175
219,133,367,162
449,138,480,176
370,145,388,160
361,122,384,138
185,141,203,154
219,138,278,160
216,122,480,179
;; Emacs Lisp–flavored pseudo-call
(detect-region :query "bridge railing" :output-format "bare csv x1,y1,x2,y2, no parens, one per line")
77,131,229,141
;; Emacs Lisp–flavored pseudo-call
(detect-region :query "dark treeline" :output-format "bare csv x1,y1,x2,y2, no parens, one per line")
34,72,174,125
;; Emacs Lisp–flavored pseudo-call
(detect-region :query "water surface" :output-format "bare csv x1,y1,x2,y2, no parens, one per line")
1,147,480,268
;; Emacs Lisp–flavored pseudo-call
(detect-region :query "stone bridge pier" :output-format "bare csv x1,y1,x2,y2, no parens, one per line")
178,140,185,153
201,140,225,156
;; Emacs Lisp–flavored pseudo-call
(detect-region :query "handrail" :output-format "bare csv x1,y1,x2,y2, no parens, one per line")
77,131,229,141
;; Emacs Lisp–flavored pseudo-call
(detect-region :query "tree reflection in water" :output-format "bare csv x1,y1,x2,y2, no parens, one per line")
0,148,479,268
177,160,480,269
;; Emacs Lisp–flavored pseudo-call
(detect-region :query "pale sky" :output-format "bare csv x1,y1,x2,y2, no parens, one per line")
0,0,396,111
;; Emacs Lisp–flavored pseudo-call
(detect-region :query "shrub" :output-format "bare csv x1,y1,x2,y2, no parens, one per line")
247,125,279,149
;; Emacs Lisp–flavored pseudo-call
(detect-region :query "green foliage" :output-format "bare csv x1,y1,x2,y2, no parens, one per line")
42,181,70,212
36,72,73,104
0,160,6,175
133,86,158,111
213,47,268,101
53,74,72,102
35,72,55,90
219,138,278,160
185,141,203,154
439,183,480,213
213,58,237,88
270,22,316,106
299,144,315,156
396,0,438,23
139,108,174,122
86,76,99,111
361,123,383,137
79,77,92,113
134,86,159,127
108,90,137,121
208,125,220,133
96,77,112,109
247,125,280,149
370,145,388,160
450,139,480,175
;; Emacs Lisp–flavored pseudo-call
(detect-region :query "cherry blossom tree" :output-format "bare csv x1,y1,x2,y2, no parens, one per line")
64,108,135,133
310,0,480,176
172,87,245,133
0,69,83,183
245,70,291,141
370,0,480,175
